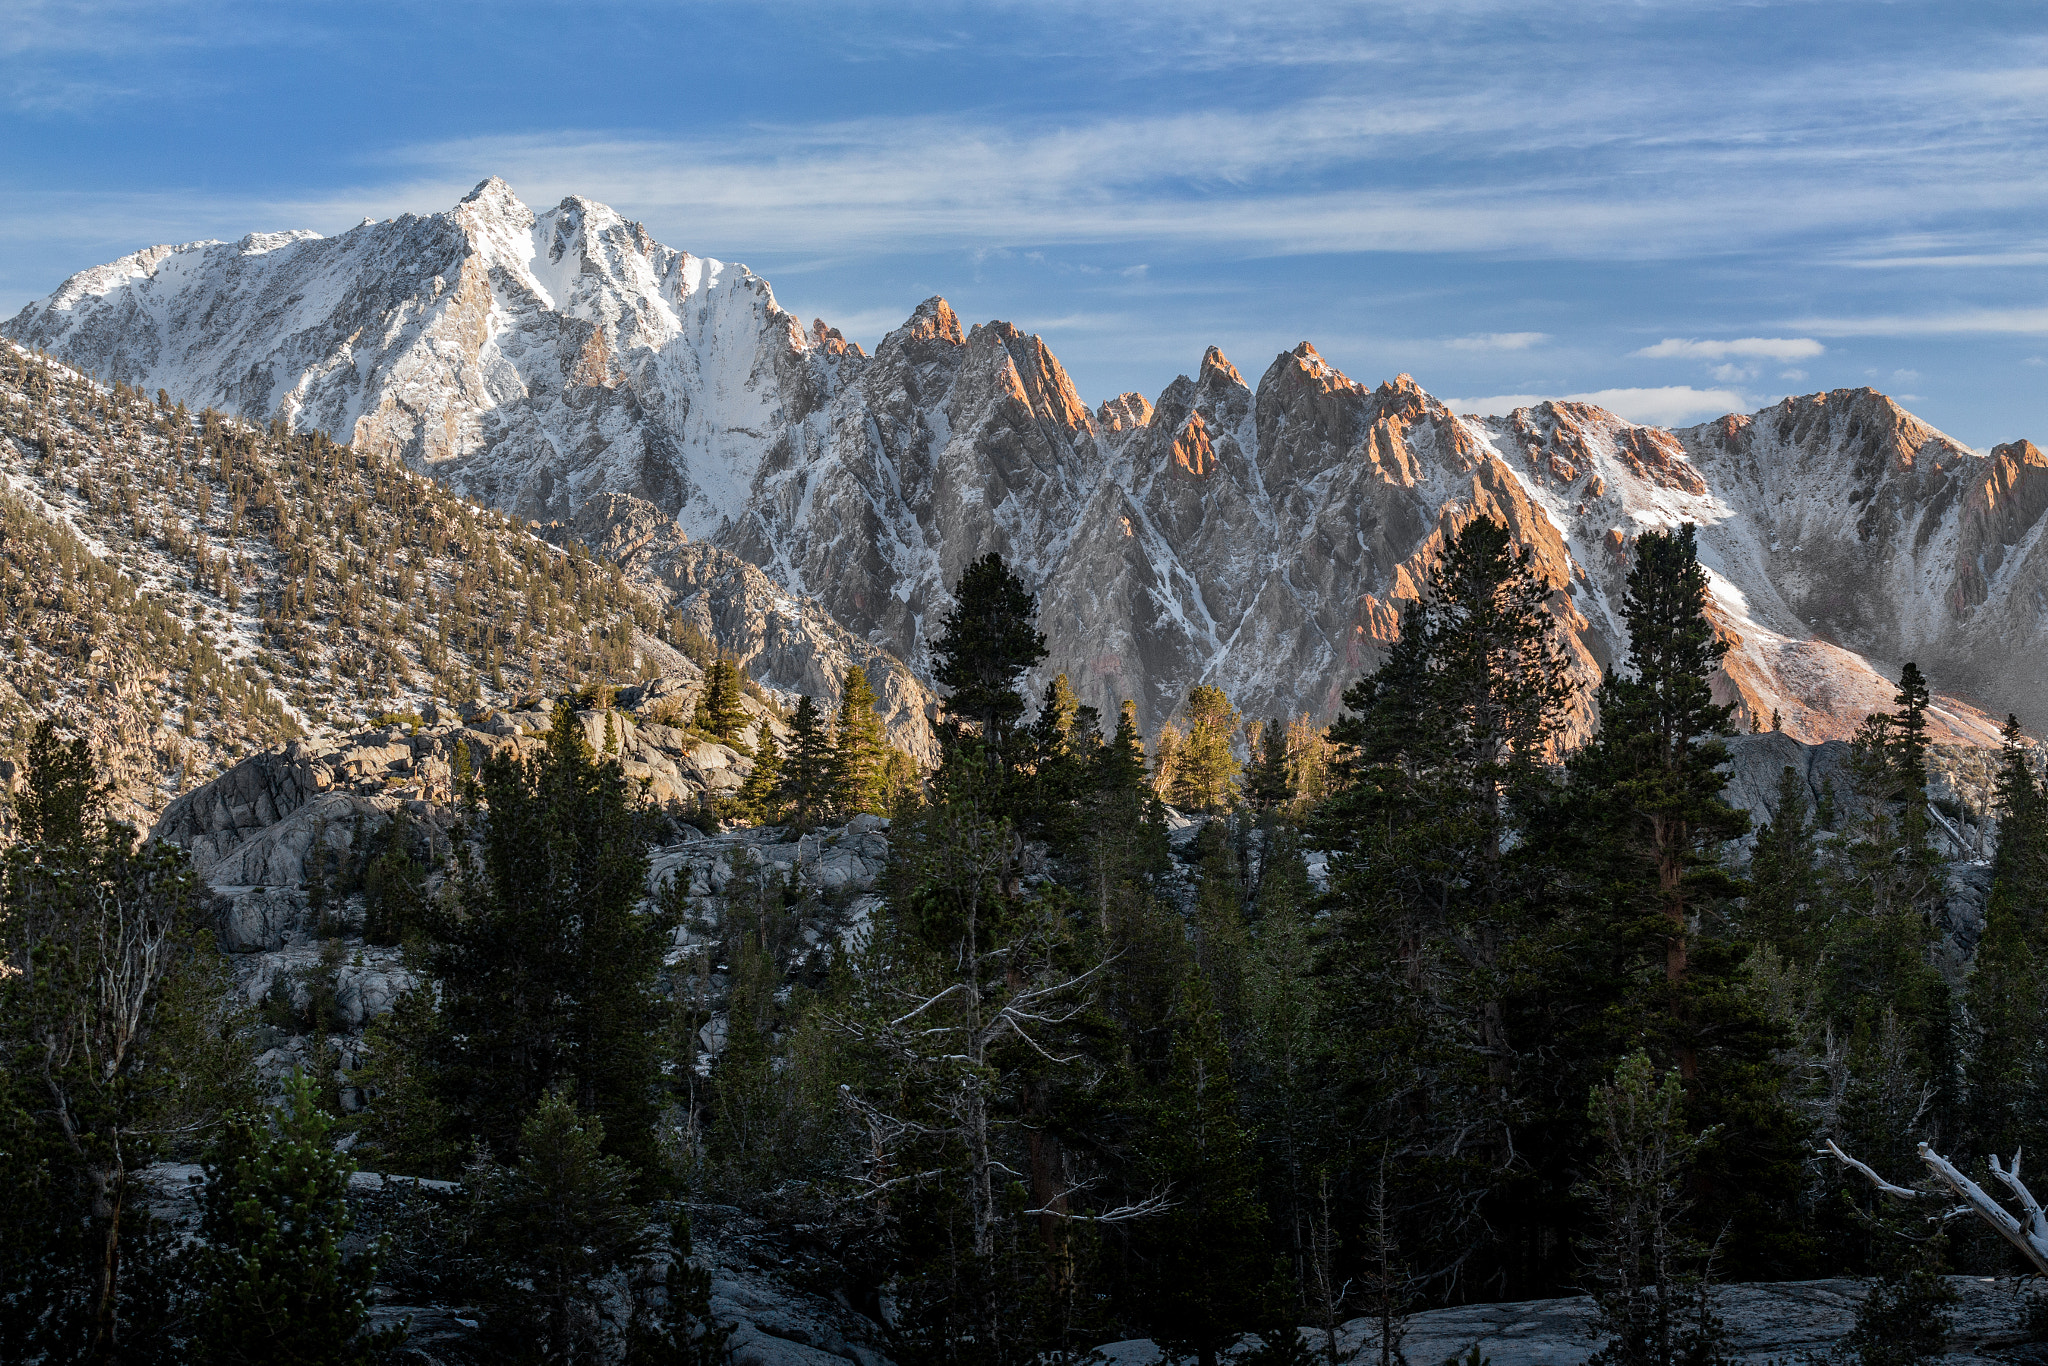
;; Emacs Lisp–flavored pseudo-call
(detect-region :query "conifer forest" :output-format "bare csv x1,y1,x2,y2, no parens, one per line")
4,345,2048,1366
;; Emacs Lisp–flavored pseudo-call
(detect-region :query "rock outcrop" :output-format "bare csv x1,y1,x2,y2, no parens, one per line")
1095,1277,2045,1366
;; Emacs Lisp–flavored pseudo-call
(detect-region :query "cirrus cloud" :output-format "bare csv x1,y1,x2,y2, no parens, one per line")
1635,337,1825,361
1444,385,1748,426
1445,331,1548,351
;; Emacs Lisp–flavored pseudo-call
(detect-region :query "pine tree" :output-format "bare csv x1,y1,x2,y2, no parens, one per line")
1578,1054,1724,1366
1747,764,1824,959
776,695,834,828
1891,662,1934,854
1991,714,2047,946
469,1091,653,1365
930,552,1047,773
1150,721,1183,802
1096,700,1149,799
732,724,784,826
1318,514,1577,1096
1132,974,1288,1366
693,659,751,748
1961,891,2046,1161
831,666,889,816
626,1213,735,1366
1025,672,1101,847
1570,525,1803,1277
410,701,675,1181
1964,714,2048,1159
1244,716,1293,810
1571,522,1749,1012
190,1070,403,1366
1170,684,1242,814
1,720,251,1362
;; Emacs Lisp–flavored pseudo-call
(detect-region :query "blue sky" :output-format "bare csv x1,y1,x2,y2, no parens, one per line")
5,0,2047,446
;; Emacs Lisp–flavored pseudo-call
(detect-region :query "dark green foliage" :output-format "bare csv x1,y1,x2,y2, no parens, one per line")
1167,684,1241,814
1960,893,2047,1162
468,1090,653,1365
1890,664,1933,853
1024,672,1103,848
1570,522,1749,1019
1747,765,1824,957
626,1212,735,1365
1578,1054,1727,1366
1314,515,1582,1293
1131,974,1288,1366
190,1070,403,1366
1567,525,1807,1278
692,660,751,748
832,665,889,816
1096,699,1150,799
930,552,1047,769
731,723,783,825
1245,717,1293,811
405,701,676,1182
1990,714,2047,943
776,695,834,828
360,837,424,945
1842,1229,1957,1366
350,986,464,1179
1,720,254,1362
1963,715,2048,1161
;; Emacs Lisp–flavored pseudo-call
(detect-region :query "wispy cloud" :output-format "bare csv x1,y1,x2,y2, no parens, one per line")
1793,308,2048,336
1636,337,1824,361
1445,385,1748,426
1446,331,1548,351
359,43,2048,264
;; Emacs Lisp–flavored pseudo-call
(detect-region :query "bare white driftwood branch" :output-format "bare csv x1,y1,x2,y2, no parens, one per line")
1825,1139,2048,1276
1824,1140,1921,1198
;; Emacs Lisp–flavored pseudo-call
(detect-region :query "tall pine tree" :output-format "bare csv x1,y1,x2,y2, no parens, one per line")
930,553,1047,780
410,701,676,1183
1568,523,1804,1278
831,666,889,816
776,695,834,828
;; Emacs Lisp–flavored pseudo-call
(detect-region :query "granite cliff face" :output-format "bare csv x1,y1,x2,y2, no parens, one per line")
14,180,2048,742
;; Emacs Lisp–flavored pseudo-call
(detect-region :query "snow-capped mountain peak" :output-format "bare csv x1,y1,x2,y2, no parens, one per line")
11,180,2047,744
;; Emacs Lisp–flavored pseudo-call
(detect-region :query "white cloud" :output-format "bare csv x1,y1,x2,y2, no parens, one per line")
1442,393,1550,416
1794,308,2048,336
1444,385,1747,426
1708,363,1755,382
1445,331,1548,351
1563,386,1750,426
1780,368,1808,380
2026,356,2048,366
1636,337,1825,361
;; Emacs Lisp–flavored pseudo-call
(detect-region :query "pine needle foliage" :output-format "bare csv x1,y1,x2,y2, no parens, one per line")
190,1070,403,1366
409,701,676,1182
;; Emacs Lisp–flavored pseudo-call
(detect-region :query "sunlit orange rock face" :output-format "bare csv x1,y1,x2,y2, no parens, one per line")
17,178,2045,747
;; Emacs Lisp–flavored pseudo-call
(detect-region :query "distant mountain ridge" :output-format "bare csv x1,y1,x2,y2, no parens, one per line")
13,178,2048,743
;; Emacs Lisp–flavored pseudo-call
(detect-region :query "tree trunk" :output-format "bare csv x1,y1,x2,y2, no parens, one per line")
1653,813,1697,1079
87,1166,126,1365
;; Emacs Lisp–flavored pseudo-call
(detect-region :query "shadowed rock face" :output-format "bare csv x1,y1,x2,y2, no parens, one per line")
15,180,2047,744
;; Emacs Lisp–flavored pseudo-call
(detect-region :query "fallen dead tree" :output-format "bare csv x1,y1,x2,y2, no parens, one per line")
1827,1139,2048,1277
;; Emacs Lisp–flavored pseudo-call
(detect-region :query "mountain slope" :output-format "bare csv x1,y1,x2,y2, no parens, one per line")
12,180,2046,744
0,341,927,823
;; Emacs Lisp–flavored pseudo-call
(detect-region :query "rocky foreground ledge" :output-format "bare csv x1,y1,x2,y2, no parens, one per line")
130,1157,2048,1366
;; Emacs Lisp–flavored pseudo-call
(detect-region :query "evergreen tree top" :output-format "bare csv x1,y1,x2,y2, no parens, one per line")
931,552,1047,750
